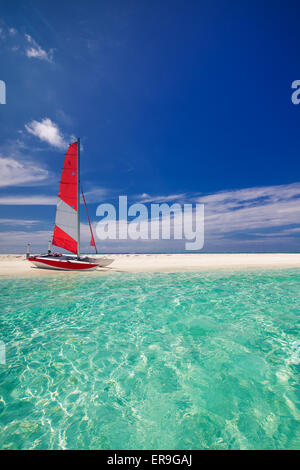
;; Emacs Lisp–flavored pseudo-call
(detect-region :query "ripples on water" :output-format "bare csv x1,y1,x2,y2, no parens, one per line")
0,269,299,449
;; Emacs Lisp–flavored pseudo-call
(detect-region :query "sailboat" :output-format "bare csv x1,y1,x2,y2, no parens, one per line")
27,139,112,271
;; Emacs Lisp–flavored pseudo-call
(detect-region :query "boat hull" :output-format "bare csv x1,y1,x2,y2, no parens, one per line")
28,256,100,271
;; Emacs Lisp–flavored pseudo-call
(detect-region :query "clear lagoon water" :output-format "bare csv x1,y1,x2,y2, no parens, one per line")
0,269,299,450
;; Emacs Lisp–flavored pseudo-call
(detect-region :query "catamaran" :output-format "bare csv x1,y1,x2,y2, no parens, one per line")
28,139,112,271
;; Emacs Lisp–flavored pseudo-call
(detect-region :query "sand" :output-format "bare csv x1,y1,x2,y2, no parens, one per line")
0,253,300,277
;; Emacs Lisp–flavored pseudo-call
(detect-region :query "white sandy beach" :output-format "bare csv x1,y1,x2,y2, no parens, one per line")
0,253,300,277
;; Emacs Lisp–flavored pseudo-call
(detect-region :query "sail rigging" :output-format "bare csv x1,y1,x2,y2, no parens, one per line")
82,189,98,254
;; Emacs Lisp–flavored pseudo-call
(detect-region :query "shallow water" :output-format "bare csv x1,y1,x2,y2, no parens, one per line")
0,269,299,449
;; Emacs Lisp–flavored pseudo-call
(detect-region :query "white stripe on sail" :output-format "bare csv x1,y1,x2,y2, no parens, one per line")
54,198,78,241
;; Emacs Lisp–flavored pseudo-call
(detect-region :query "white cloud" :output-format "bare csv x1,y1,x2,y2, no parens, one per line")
83,187,108,203
0,24,17,39
138,193,186,203
0,218,38,226
0,187,107,205
0,223,96,254
0,156,49,187
92,182,300,252
0,230,52,253
25,118,71,150
0,195,56,205
0,25,53,61
1,182,300,253
196,182,300,236
25,34,53,62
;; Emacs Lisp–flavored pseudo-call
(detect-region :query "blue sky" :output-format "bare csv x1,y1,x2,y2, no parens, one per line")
1,0,300,253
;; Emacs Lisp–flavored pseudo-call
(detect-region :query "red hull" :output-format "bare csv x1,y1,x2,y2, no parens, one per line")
28,256,99,271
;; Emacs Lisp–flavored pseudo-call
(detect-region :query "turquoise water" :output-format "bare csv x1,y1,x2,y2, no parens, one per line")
0,269,299,450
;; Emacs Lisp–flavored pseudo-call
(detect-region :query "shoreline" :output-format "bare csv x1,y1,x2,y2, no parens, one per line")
0,253,300,277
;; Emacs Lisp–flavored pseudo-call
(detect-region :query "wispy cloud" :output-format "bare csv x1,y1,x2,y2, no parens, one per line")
25,118,73,150
0,195,56,205
8,27,16,36
0,230,52,253
0,187,107,205
133,183,300,241
25,34,54,63
1,182,300,252
196,182,300,237
83,187,109,203
0,155,49,187
0,22,17,40
0,223,98,253
0,138,56,190
0,23,53,62
105,182,300,251
138,193,186,203
0,218,39,226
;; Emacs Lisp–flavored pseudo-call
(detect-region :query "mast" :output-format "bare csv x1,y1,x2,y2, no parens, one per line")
77,137,80,258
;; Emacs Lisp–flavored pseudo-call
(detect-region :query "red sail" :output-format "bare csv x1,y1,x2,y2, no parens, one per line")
58,142,78,210
52,142,78,254
53,225,77,254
